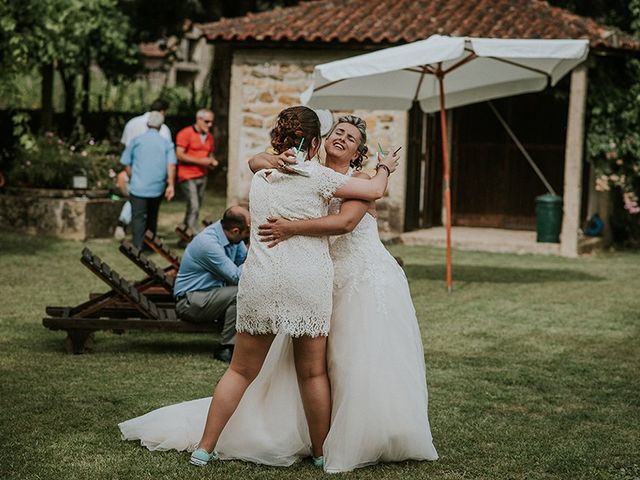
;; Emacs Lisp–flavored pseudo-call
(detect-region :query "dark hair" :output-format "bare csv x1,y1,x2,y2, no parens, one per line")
330,115,368,170
221,207,247,231
150,98,169,112
270,106,320,155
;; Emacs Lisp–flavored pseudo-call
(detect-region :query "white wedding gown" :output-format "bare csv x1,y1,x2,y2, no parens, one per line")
119,180,438,472
322,196,438,471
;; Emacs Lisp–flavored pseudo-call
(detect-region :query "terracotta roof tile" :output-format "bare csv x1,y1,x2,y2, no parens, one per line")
197,0,639,51
139,42,168,58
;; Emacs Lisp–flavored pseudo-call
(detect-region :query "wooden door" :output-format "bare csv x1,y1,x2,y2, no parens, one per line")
451,92,567,230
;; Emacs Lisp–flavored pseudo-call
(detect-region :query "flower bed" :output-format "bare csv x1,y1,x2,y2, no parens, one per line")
2,120,125,240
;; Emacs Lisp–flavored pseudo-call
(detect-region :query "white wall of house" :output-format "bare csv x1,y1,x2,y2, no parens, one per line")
226,49,409,233
168,35,213,90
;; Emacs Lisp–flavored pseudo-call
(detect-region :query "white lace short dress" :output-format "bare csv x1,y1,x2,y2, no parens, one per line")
236,162,348,337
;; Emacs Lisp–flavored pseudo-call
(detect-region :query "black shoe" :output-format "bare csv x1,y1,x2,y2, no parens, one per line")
213,345,234,363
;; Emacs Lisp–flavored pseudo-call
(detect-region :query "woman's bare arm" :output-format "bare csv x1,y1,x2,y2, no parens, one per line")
259,200,369,247
259,172,372,247
333,151,399,201
248,150,297,173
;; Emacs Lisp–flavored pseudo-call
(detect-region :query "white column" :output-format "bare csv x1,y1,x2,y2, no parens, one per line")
226,56,243,206
560,64,588,257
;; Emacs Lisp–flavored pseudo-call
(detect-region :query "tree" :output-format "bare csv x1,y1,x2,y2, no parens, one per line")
549,0,640,243
548,0,633,31
0,0,139,131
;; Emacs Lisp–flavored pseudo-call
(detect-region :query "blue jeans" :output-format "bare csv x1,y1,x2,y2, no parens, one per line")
179,176,207,231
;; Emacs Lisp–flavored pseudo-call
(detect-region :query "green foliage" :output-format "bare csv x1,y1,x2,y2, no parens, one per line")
0,0,140,122
550,0,640,242
586,58,640,210
548,0,633,31
0,0,139,78
7,114,121,190
580,0,640,243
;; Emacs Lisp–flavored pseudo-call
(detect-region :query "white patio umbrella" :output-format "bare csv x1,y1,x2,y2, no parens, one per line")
301,35,589,292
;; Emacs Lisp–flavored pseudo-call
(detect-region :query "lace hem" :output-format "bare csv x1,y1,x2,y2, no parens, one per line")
237,313,330,338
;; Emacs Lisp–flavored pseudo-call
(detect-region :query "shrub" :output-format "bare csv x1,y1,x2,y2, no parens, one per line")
586,57,640,246
7,113,120,190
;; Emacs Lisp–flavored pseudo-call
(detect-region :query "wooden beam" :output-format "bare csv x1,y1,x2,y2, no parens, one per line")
560,64,588,257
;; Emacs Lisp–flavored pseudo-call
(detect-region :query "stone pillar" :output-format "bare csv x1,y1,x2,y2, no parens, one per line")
560,64,588,257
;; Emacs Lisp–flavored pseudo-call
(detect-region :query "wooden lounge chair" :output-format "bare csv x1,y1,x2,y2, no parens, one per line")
144,230,181,269
174,218,214,245
43,248,216,354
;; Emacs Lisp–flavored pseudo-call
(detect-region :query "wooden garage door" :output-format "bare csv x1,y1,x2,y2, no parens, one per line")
451,92,567,230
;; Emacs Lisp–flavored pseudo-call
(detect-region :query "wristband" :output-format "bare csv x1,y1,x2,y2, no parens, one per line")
375,163,391,176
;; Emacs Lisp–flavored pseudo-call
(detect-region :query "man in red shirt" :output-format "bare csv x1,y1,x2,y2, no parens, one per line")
176,109,219,240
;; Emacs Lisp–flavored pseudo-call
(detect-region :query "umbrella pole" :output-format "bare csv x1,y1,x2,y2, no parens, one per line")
437,66,453,293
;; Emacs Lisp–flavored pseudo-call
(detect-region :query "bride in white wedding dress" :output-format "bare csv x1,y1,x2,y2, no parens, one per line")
119,114,437,472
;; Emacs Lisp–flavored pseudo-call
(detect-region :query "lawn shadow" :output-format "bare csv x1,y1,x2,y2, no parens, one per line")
405,264,603,284
0,231,63,256
112,337,218,356
35,331,218,356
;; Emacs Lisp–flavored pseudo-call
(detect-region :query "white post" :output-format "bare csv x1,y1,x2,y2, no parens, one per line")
226,56,243,207
560,64,588,257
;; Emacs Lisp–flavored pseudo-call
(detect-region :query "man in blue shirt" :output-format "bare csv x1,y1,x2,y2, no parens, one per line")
120,111,177,249
173,206,250,362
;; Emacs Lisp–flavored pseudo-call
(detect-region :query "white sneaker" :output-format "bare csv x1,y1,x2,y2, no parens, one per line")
114,225,126,240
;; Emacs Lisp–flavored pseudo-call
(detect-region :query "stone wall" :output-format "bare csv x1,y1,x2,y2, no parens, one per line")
0,189,123,240
227,49,408,233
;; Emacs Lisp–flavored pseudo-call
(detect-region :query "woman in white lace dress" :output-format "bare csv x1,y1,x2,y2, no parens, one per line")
253,115,438,472
119,107,399,467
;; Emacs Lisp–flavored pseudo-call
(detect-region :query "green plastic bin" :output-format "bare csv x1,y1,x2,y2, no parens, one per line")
535,194,563,243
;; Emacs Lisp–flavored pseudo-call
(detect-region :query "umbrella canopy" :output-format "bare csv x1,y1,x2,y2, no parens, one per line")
301,35,588,112
302,35,589,292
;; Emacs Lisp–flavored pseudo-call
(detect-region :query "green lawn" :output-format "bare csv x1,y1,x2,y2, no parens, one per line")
0,194,639,479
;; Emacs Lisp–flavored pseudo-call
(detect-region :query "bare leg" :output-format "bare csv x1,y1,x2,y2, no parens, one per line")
197,332,275,453
292,335,331,458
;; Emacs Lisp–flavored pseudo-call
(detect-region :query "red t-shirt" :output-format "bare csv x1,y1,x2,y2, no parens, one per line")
176,125,215,182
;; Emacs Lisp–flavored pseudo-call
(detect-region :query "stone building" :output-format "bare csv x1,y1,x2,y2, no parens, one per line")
198,0,639,255
140,24,214,92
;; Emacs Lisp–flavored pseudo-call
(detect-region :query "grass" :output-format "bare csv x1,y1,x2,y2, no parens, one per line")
0,192,639,479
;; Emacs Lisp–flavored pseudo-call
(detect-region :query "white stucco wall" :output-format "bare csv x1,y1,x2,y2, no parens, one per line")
226,49,408,232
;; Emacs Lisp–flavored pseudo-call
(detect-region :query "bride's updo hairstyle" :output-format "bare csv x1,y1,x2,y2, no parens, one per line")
331,115,369,170
270,106,321,155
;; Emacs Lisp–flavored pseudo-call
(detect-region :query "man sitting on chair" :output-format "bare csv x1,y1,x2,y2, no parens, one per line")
173,206,250,362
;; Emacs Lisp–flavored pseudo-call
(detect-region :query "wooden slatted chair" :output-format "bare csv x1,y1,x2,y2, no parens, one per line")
119,240,175,293
174,218,214,245
43,248,217,354
144,230,180,269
